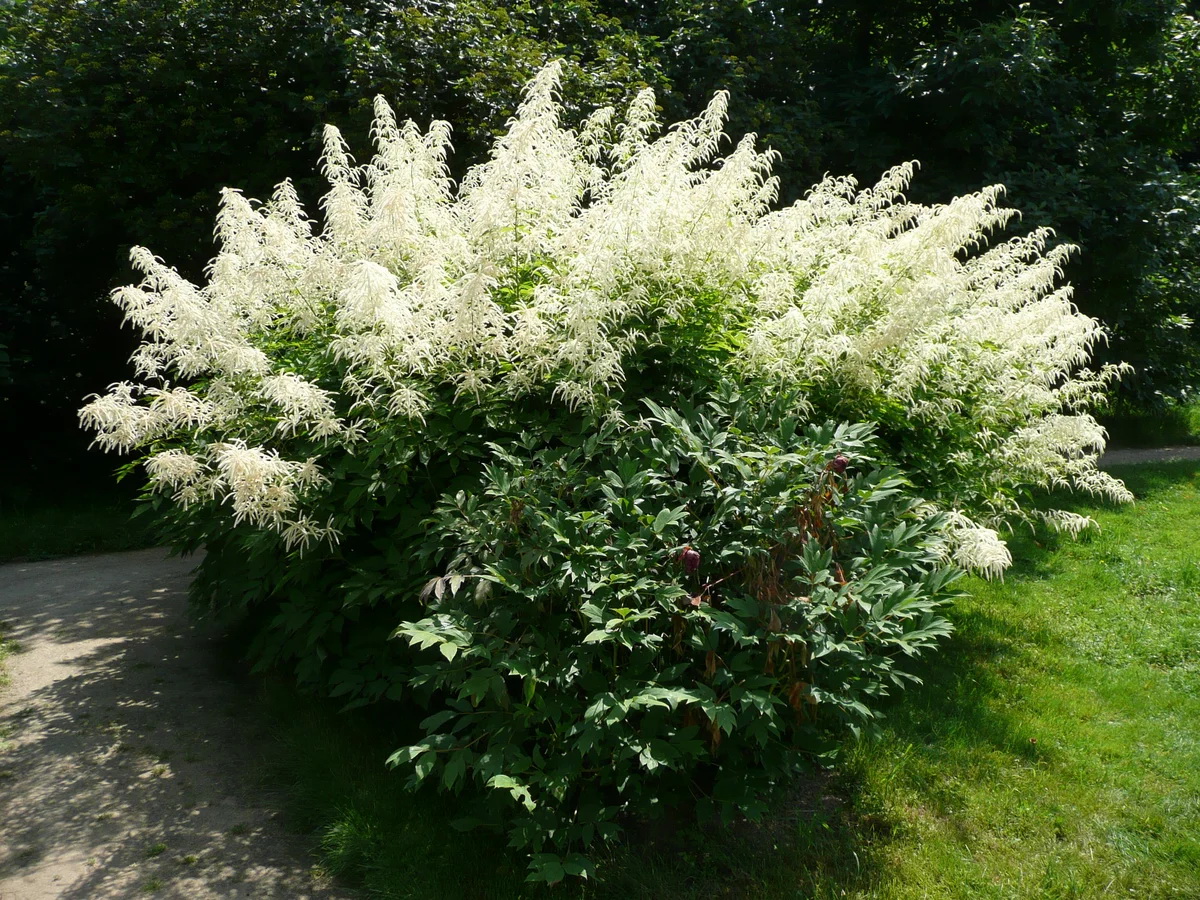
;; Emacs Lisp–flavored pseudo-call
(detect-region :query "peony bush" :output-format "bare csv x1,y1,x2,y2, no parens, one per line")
80,63,1131,879
392,391,959,881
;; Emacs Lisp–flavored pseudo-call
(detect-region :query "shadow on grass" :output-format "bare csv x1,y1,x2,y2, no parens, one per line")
970,459,1200,585
246,596,1058,899
1102,459,1200,497
0,478,157,563
251,680,536,899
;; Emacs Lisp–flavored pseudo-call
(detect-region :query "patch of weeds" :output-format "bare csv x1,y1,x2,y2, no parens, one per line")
227,823,249,836
141,877,164,893
150,764,169,777
0,628,19,689
145,842,167,858
178,854,198,866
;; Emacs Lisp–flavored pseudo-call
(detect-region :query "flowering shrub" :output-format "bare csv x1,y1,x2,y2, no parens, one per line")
80,62,1129,571
79,62,1132,880
391,391,958,880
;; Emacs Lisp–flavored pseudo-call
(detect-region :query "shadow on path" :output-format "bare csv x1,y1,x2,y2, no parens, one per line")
0,549,352,899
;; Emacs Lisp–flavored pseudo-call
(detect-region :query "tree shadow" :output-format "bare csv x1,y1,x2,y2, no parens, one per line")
0,549,348,898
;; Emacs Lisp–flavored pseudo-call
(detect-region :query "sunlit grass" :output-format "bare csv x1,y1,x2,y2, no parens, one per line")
772,459,1200,899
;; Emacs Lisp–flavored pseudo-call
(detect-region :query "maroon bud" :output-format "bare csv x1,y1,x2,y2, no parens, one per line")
679,547,701,574
830,455,849,474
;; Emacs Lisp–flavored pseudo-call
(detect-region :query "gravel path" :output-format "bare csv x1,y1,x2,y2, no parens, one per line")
1099,445,1200,466
0,549,352,900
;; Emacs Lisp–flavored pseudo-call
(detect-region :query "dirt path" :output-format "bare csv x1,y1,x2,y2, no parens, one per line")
0,549,352,899
1099,445,1200,466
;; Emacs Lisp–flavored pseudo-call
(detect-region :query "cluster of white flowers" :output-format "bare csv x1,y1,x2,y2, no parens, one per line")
140,442,333,550
79,62,1130,569
943,512,1014,581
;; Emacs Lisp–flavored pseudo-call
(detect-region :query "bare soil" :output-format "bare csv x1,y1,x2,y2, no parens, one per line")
0,549,352,899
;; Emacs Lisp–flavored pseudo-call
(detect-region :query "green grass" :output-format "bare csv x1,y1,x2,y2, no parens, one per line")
1100,396,1200,448
785,459,1200,898
251,460,1200,898
0,488,156,562
0,626,16,691
0,626,19,755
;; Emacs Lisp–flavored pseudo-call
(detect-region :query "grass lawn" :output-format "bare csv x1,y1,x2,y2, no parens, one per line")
0,484,156,563
792,459,1200,899
1100,397,1200,448
250,460,1200,899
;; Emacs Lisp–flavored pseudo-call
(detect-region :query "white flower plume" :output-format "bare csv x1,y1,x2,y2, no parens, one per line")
79,63,1130,559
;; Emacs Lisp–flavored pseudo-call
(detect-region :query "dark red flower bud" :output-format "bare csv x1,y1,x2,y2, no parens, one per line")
679,547,701,573
830,455,849,474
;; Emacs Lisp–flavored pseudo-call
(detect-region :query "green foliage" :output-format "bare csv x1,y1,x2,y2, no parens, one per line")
8,0,1200,514
388,389,958,880
1099,394,1200,448
165,384,515,702
0,478,155,562
143,375,958,880
76,57,1124,877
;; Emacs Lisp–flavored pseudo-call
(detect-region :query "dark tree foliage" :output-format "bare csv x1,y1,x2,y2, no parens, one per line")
0,0,663,490
610,0,1200,404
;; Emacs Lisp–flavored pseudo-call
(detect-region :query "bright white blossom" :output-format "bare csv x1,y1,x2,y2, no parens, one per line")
944,513,1015,580
79,62,1131,565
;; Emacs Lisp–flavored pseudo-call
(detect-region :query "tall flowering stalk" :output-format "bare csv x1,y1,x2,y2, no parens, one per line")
80,62,1130,571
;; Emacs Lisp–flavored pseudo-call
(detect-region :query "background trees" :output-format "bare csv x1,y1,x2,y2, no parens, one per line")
621,0,1200,404
3,0,1200,493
